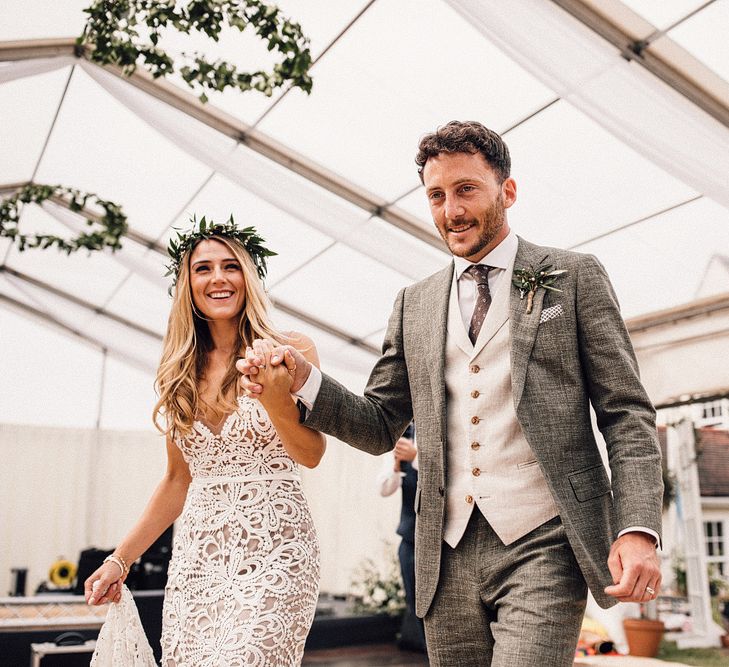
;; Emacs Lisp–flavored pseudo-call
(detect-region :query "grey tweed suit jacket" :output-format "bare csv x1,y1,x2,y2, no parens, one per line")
303,236,663,617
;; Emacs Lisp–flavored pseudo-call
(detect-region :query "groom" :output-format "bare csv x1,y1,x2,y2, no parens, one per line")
239,121,663,666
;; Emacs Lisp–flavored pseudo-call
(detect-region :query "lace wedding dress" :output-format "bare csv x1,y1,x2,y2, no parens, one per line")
160,395,320,666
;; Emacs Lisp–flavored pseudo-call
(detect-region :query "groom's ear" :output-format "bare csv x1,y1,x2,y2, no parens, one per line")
501,177,517,209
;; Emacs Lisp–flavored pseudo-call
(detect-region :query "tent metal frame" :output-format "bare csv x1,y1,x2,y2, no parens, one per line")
551,0,729,129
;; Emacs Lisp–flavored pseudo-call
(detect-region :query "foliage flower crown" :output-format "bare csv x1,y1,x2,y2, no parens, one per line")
166,215,276,287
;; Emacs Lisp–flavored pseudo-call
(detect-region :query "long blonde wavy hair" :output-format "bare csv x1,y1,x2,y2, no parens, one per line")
153,235,286,438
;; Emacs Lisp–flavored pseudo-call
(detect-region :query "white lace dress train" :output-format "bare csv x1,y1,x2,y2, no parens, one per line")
160,396,320,666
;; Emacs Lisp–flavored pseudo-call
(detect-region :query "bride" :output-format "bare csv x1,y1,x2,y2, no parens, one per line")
84,216,324,666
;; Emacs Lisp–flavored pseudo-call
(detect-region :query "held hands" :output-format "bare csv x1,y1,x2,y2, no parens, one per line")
236,340,311,399
84,562,125,606
393,437,416,472
604,532,662,603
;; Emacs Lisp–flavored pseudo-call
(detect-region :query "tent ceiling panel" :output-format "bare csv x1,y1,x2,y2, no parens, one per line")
5,205,130,306
257,0,555,201
39,200,169,289
667,1,729,85
0,66,69,183
0,271,98,340
194,0,374,125
578,196,729,317
99,356,157,431
0,1,88,41
344,216,450,282
150,140,374,248
34,66,213,239
0,271,36,305
1,269,96,330
0,307,102,429
618,0,709,30
396,186,432,224
365,328,387,350
83,314,161,371
270,243,412,340
103,272,171,336
165,172,334,287
505,100,697,249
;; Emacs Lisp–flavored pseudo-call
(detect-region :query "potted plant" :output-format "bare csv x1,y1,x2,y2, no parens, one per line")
623,600,665,657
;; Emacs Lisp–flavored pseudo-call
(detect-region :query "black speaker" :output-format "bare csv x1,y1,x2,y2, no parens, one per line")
126,525,174,591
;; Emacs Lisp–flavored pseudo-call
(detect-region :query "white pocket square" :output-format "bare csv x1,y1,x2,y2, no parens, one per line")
539,303,564,324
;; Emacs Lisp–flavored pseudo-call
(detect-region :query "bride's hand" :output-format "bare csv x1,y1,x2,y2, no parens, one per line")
84,562,124,605
249,339,295,406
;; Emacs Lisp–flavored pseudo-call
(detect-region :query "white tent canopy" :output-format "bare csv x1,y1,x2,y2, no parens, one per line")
2,0,729,594
2,2,729,429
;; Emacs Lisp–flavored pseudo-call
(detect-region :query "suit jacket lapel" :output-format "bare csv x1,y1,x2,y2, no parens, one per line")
447,275,473,356
510,237,550,408
423,262,453,442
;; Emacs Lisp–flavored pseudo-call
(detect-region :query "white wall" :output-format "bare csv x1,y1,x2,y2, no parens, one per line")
0,421,401,597
630,302,729,406
0,424,166,596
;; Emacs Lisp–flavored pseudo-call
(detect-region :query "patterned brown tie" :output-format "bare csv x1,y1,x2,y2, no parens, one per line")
466,264,492,344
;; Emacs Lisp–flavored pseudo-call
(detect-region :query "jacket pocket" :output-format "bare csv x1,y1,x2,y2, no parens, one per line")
414,485,422,514
517,459,539,470
568,464,611,502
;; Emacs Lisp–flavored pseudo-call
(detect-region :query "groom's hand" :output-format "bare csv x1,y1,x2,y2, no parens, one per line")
237,344,311,395
604,532,662,603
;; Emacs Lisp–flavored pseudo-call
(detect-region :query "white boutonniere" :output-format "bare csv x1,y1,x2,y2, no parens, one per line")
512,262,568,314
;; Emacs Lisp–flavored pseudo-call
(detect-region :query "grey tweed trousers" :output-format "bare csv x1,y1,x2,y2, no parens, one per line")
424,512,587,666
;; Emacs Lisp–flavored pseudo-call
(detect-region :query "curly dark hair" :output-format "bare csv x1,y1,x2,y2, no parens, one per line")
415,121,511,183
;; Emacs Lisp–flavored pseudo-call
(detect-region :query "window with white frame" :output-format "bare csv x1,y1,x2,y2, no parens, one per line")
696,399,729,428
704,520,727,577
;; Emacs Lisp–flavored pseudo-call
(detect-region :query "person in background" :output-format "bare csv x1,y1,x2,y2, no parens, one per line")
377,423,427,653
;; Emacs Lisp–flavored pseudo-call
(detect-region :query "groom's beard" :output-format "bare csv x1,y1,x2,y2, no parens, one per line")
440,195,506,260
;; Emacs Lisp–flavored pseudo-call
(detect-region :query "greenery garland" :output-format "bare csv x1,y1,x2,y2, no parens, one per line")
78,0,314,103
0,184,128,254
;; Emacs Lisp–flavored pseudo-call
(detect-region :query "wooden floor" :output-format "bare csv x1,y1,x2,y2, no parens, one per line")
303,642,429,666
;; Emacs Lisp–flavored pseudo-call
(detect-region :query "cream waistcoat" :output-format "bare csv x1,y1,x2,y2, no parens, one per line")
443,259,558,547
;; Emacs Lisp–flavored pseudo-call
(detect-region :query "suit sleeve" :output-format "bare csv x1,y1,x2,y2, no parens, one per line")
302,287,414,456
575,254,663,539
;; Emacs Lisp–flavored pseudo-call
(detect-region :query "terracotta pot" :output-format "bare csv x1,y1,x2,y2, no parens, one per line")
622,618,665,657
720,634,729,648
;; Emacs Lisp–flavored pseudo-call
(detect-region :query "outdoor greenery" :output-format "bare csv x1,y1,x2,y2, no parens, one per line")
658,640,729,666
0,184,128,254
78,0,314,102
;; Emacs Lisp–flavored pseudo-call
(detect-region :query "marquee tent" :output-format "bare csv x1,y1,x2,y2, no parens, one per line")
2,0,729,596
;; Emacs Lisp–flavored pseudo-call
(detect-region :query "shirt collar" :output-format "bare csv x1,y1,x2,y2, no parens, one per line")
453,231,518,280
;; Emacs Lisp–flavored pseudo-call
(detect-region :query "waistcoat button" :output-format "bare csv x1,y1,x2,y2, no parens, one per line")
471,416,480,425
471,390,480,398
472,467,481,476
465,495,473,504
470,365,480,374
471,441,480,450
